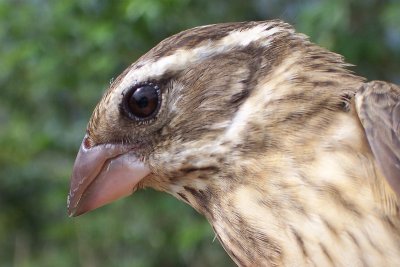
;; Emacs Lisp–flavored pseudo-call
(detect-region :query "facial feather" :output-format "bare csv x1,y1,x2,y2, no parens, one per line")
77,20,400,266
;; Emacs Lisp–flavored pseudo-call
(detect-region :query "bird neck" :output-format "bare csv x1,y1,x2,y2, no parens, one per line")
170,110,400,266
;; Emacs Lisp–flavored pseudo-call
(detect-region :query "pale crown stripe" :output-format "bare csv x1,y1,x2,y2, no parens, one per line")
118,24,286,91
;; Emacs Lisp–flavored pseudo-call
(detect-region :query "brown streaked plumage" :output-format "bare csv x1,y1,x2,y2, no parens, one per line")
68,20,400,266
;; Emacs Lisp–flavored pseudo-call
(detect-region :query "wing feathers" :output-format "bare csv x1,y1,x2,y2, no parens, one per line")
355,81,400,198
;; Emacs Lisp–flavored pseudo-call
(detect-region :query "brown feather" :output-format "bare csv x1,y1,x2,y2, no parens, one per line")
356,81,400,199
79,21,400,266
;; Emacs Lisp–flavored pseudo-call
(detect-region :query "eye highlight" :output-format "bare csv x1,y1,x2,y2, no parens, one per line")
122,82,161,121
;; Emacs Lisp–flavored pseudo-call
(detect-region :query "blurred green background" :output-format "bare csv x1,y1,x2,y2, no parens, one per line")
0,0,399,266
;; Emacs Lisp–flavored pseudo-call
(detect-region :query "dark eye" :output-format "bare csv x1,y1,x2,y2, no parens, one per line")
124,83,161,120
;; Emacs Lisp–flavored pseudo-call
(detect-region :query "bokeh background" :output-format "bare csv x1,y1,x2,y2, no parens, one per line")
1,0,399,266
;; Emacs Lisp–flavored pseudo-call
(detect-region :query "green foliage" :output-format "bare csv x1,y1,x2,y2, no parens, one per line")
0,0,399,266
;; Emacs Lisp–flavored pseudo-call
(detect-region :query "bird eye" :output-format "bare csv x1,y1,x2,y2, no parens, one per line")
124,83,161,120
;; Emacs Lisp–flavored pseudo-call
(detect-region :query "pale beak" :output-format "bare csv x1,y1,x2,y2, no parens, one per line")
67,135,150,217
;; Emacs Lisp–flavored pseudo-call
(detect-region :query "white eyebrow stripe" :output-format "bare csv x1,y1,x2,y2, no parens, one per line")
118,23,287,91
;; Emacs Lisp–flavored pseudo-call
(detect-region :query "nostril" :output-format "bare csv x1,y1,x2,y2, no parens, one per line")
83,135,93,149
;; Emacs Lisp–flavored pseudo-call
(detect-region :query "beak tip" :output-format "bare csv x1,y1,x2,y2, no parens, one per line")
67,206,84,217
67,206,76,217
67,204,76,217
67,194,79,217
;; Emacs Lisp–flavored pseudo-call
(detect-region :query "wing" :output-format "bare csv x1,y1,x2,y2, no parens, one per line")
355,81,400,197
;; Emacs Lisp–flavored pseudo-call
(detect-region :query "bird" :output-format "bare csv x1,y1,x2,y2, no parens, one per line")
67,20,400,266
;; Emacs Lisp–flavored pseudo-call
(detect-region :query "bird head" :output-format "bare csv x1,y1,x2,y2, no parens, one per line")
68,20,362,217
